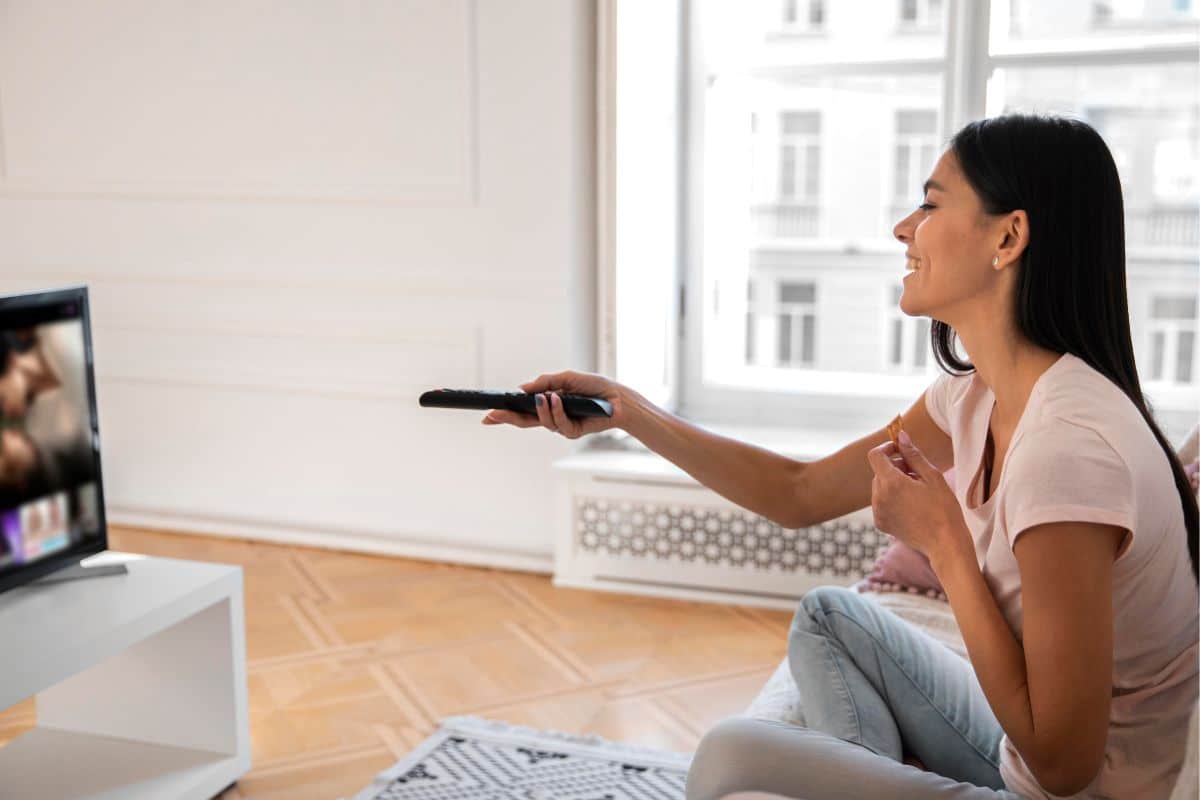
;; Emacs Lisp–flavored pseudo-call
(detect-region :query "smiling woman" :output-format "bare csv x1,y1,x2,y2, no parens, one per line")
487,110,1199,798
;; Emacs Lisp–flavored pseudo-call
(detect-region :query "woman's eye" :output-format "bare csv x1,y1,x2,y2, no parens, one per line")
918,203,935,211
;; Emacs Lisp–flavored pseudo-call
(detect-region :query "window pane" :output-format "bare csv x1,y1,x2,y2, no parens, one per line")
810,0,826,26
802,313,816,363
1153,295,1199,319
913,317,929,367
746,312,756,363
995,0,1199,49
778,314,792,364
705,0,946,64
989,60,1200,394
1177,330,1195,383
894,144,910,198
805,143,821,197
780,281,815,304
891,318,903,364
1151,330,1165,379
779,143,796,199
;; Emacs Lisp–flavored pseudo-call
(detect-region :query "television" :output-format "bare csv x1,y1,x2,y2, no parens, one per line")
0,287,107,595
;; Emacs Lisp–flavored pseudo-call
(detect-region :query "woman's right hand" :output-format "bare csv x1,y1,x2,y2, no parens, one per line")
481,370,632,439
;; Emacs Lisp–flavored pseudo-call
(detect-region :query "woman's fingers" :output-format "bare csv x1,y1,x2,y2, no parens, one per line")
549,392,581,438
520,372,568,394
482,409,540,428
534,391,558,432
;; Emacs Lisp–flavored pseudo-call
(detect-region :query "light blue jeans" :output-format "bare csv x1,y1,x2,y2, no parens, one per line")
686,585,1029,799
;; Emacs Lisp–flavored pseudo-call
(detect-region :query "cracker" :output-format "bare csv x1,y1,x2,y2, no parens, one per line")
886,414,903,447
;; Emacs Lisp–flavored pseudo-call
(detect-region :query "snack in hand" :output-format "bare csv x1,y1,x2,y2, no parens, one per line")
886,414,915,475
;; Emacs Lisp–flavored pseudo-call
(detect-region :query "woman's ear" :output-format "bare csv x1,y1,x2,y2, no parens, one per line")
994,209,1030,270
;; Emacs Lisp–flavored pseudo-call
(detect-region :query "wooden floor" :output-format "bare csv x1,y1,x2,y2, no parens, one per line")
0,526,794,800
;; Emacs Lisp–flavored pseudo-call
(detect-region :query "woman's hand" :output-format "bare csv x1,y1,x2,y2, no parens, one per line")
481,370,632,439
866,430,973,566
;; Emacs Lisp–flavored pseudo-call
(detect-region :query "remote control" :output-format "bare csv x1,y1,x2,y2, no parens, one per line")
419,389,613,419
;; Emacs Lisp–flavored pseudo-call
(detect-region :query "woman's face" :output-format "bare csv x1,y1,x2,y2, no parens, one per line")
892,150,1008,324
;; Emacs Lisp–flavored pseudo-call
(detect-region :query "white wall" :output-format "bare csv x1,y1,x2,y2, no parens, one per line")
0,0,596,568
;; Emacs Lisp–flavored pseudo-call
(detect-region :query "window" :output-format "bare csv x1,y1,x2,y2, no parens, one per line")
892,110,939,224
781,0,827,32
1148,294,1198,385
900,0,945,29
886,285,930,372
672,0,1199,440
777,281,819,366
760,111,822,237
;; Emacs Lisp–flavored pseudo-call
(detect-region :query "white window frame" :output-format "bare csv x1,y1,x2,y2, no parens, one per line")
1146,294,1199,386
673,0,1200,429
598,0,1200,433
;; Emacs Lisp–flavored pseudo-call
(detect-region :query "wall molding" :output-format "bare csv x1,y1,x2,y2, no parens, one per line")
0,268,562,300
108,505,554,575
0,0,481,206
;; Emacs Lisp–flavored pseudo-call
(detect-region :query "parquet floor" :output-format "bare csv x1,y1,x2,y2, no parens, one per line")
0,526,794,800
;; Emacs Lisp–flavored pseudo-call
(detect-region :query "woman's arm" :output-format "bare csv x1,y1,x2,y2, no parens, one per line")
493,370,943,529
931,520,1124,796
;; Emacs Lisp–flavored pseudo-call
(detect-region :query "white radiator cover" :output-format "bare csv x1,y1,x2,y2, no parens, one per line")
553,456,890,610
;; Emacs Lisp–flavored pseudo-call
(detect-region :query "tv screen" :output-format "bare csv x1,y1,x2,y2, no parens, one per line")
0,287,106,595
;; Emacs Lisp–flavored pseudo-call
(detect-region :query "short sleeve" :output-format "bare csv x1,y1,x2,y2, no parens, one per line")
1003,420,1136,554
923,371,967,436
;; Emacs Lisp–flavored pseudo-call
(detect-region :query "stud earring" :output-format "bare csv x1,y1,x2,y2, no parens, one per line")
992,256,999,266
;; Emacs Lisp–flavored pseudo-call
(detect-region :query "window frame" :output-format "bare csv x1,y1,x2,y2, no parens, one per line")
671,0,1200,429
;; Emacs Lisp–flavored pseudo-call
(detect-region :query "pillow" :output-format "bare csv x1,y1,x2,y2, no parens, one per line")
852,538,947,601
852,467,953,601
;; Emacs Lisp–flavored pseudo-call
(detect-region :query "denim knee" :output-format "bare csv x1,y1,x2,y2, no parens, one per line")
686,717,777,800
793,584,863,637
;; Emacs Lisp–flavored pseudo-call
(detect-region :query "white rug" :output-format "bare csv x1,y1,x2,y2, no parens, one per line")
351,716,692,800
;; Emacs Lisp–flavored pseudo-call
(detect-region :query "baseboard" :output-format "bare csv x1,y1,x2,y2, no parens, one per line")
552,574,803,611
106,507,555,575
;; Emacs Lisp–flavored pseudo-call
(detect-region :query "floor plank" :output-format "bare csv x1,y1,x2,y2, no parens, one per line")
0,526,795,798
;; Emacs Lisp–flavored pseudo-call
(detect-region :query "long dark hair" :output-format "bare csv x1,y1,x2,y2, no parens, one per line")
931,113,1199,583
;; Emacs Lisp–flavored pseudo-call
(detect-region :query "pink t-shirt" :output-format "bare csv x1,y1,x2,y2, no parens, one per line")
925,351,1198,800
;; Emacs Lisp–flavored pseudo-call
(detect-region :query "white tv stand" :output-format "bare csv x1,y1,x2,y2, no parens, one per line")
0,551,250,799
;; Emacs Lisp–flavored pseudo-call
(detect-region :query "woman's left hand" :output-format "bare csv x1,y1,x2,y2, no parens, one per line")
866,431,973,567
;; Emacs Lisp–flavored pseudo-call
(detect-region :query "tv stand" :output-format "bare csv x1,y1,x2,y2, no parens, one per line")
32,560,130,585
0,551,250,799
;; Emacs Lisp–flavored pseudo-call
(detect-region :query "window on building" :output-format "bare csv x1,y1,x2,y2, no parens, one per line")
892,110,939,223
782,0,828,31
886,285,930,372
777,281,818,367
677,0,1198,440
1148,294,1198,384
900,0,945,29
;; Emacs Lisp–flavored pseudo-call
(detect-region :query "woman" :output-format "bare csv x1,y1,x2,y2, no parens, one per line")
484,114,1200,799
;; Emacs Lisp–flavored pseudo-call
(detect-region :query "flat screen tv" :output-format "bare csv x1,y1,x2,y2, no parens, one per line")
0,287,107,595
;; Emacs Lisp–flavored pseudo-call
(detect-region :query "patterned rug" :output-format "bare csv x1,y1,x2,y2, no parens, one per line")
350,716,692,800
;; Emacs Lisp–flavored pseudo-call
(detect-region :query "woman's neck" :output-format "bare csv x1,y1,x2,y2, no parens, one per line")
955,322,1062,433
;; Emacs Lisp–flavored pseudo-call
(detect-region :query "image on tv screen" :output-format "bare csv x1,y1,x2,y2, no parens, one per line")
0,315,100,573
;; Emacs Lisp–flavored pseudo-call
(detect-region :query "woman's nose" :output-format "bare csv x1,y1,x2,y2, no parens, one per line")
893,211,916,244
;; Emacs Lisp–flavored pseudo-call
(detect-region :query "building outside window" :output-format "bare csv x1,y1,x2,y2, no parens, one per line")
1148,294,1198,385
781,0,827,32
681,0,1199,440
777,281,819,367
886,284,931,372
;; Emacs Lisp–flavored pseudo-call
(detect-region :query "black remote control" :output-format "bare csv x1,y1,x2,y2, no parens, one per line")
419,389,613,419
